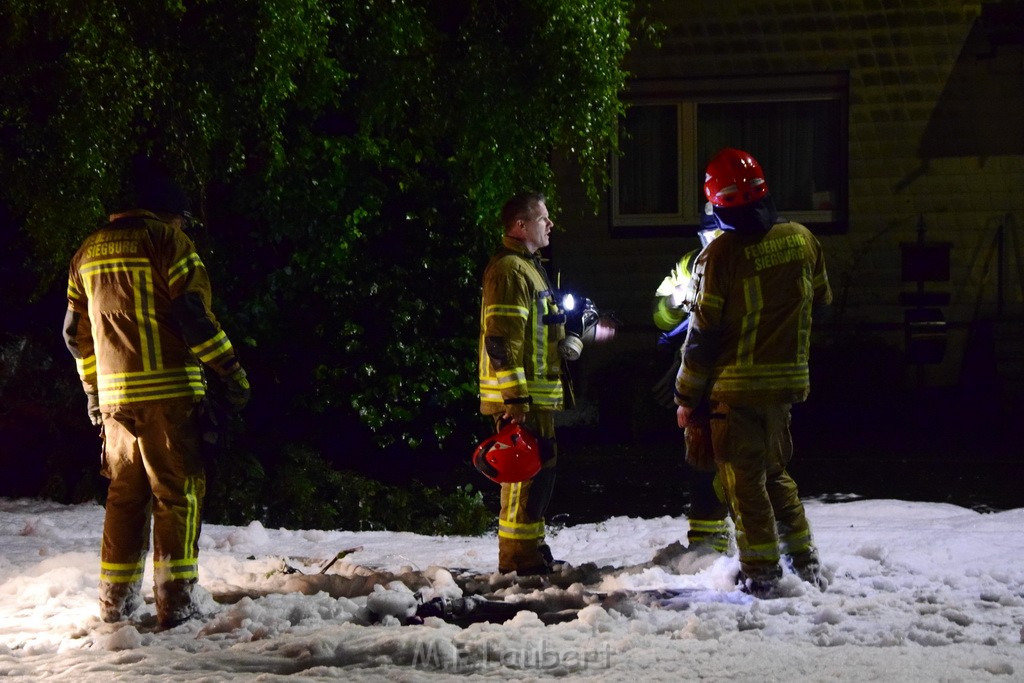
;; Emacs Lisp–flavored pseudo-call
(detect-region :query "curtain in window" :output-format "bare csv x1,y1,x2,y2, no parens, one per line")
697,101,838,212
618,104,679,215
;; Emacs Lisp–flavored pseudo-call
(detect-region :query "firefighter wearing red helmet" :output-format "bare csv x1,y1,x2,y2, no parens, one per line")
703,147,770,208
674,148,832,597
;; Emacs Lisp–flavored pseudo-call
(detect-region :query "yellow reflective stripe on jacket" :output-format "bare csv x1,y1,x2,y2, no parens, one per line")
797,263,814,364
532,296,553,379
653,249,698,331
737,277,762,365
478,237,564,413
714,363,810,393
168,252,204,289
479,369,528,404
678,221,830,406
135,269,160,370
653,297,686,331
100,559,146,584
98,367,205,403
526,379,563,408
697,291,724,310
76,355,97,383
485,304,529,319
191,329,235,365
66,214,239,407
81,259,163,371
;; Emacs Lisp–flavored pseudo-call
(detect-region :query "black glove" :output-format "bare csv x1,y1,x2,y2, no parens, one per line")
223,368,251,413
86,391,102,426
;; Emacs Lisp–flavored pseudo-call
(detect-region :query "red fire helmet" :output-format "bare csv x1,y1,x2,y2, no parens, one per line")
472,422,541,484
703,148,769,208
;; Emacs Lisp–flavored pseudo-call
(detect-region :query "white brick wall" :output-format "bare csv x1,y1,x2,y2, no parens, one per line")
552,0,1023,395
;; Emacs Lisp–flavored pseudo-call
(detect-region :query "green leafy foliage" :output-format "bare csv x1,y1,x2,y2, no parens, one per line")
0,0,638,530
262,445,491,535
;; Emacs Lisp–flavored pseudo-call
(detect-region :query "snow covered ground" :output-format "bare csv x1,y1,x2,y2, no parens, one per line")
1,496,1022,681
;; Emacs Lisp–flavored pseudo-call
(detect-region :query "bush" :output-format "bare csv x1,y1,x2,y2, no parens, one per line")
251,445,491,536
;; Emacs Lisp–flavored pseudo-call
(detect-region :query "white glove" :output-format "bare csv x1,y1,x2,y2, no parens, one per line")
668,286,687,309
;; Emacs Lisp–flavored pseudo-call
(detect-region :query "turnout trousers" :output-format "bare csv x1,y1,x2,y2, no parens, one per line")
687,468,730,552
495,410,558,573
711,403,818,581
99,397,206,625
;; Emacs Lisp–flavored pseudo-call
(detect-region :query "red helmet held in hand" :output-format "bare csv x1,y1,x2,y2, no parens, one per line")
472,422,541,484
704,148,769,208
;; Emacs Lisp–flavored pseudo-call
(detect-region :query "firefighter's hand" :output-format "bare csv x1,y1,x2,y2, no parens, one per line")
86,391,102,426
502,402,528,425
676,404,694,429
668,286,687,309
223,367,251,413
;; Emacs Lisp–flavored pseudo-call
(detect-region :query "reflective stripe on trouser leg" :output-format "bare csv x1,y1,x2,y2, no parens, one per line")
99,407,153,620
761,403,816,560
687,518,731,552
498,480,546,540
100,406,153,588
140,400,205,586
496,409,556,539
712,403,783,579
687,468,730,551
497,410,557,571
111,398,205,622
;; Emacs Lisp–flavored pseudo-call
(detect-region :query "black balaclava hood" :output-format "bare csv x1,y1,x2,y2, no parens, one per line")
712,194,779,235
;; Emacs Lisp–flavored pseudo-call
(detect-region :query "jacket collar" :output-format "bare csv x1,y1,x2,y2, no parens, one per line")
108,209,162,223
501,235,535,256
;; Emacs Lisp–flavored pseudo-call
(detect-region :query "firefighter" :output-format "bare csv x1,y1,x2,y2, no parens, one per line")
63,163,250,627
478,192,565,575
650,221,731,561
675,148,831,597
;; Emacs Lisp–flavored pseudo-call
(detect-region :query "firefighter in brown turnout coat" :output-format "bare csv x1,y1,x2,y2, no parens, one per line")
63,166,250,627
675,148,831,598
478,192,566,575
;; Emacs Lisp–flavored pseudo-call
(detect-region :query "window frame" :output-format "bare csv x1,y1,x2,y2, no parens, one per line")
611,72,850,236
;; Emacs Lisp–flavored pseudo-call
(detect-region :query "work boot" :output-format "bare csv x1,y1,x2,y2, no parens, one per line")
99,580,143,623
156,579,201,628
498,537,553,575
736,564,783,599
739,574,780,599
789,552,828,592
651,539,724,577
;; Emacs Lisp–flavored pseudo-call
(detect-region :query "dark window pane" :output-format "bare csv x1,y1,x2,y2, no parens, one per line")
697,100,840,212
618,105,679,215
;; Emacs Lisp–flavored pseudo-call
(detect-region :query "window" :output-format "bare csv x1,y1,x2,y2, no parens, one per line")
612,73,849,234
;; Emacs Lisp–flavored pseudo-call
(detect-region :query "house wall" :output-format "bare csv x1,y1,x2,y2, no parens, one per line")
550,0,1023,432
